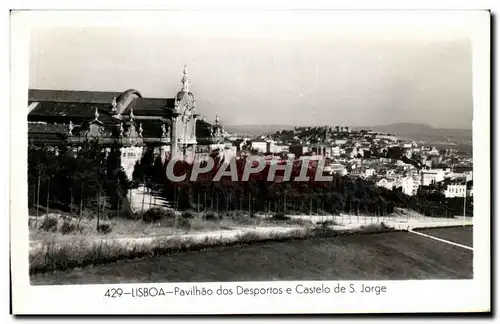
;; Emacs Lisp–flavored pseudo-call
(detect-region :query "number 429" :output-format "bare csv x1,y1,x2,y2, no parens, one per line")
104,288,123,298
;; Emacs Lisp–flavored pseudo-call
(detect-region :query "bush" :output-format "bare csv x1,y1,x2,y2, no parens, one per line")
97,223,112,234
317,219,340,226
203,211,220,221
39,215,59,232
181,210,196,219
142,208,176,223
316,209,329,216
272,212,289,221
174,217,191,230
224,210,246,219
59,219,77,235
358,222,394,234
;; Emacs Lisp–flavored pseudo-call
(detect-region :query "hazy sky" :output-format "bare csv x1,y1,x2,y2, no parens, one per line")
29,11,474,129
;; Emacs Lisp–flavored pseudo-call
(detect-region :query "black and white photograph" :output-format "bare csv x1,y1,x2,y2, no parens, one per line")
10,8,490,315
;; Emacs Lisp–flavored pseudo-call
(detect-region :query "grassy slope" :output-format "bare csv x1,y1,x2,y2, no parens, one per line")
415,226,473,247
31,230,472,285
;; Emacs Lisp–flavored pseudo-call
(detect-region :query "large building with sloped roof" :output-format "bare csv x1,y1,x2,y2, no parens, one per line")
28,66,226,179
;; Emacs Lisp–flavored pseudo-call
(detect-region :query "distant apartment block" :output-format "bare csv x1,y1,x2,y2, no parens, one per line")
444,184,467,198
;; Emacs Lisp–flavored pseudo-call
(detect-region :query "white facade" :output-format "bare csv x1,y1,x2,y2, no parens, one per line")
377,178,394,190
365,168,376,177
421,169,445,186
399,177,415,196
272,144,289,154
120,146,144,180
429,147,440,155
251,141,268,153
375,134,398,142
444,184,467,198
329,163,348,176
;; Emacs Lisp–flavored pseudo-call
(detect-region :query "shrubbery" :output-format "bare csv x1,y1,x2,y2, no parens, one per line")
141,208,176,223
39,215,59,232
203,211,220,221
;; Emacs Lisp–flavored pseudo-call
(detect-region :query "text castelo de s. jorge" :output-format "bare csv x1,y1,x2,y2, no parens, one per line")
104,283,387,298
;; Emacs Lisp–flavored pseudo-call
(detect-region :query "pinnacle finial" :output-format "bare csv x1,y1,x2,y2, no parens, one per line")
130,108,135,121
138,123,143,137
181,65,189,92
94,107,99,121
215,114,220,125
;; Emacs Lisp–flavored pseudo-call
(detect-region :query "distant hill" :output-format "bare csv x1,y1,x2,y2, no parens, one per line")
224,124,296,136
353,123,471,137
225,123,472,140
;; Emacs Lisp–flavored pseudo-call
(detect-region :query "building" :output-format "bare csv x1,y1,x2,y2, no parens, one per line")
364,168,376,178
377,178,394,191
375,134,398,142
28,66,224,180
250,140,268,153
444,184,467,198
330,146,341,157
397,176,415,196
271,144,290,154
420,169,446,186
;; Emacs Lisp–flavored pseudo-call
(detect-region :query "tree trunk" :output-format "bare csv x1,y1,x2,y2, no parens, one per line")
36,170,41,218
248,191,251,217
149,187,152,209
284,194,287,215
80,181,84,219
97,183,101,230
117,177,121,218
357,201,360,224
141,176,146,215
46,176,51,216
70,187,73,214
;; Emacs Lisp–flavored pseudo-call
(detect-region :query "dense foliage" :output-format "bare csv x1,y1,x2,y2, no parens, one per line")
28,140,130,218
27,141,472,219
131,154,472,218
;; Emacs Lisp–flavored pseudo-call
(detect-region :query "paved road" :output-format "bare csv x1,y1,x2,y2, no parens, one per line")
31,227,473,285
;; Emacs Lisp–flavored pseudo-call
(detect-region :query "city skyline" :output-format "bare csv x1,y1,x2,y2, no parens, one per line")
29,11,473,129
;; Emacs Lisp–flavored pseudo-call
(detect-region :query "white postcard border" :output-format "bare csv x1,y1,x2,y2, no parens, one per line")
9,9,491,315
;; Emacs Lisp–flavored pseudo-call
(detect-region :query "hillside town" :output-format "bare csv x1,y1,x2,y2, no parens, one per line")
215,125,473,200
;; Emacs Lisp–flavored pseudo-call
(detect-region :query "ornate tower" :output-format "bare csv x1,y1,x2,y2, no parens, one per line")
171,65,199,162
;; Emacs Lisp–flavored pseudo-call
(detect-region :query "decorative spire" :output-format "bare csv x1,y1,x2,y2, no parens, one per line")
68,121,74,135
111,97,117,111
130,108,135,122
119,122,124,137
138,123,143,137
161,123,167,138
181,65,189,92
94,107,100,121
215,114,220,126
